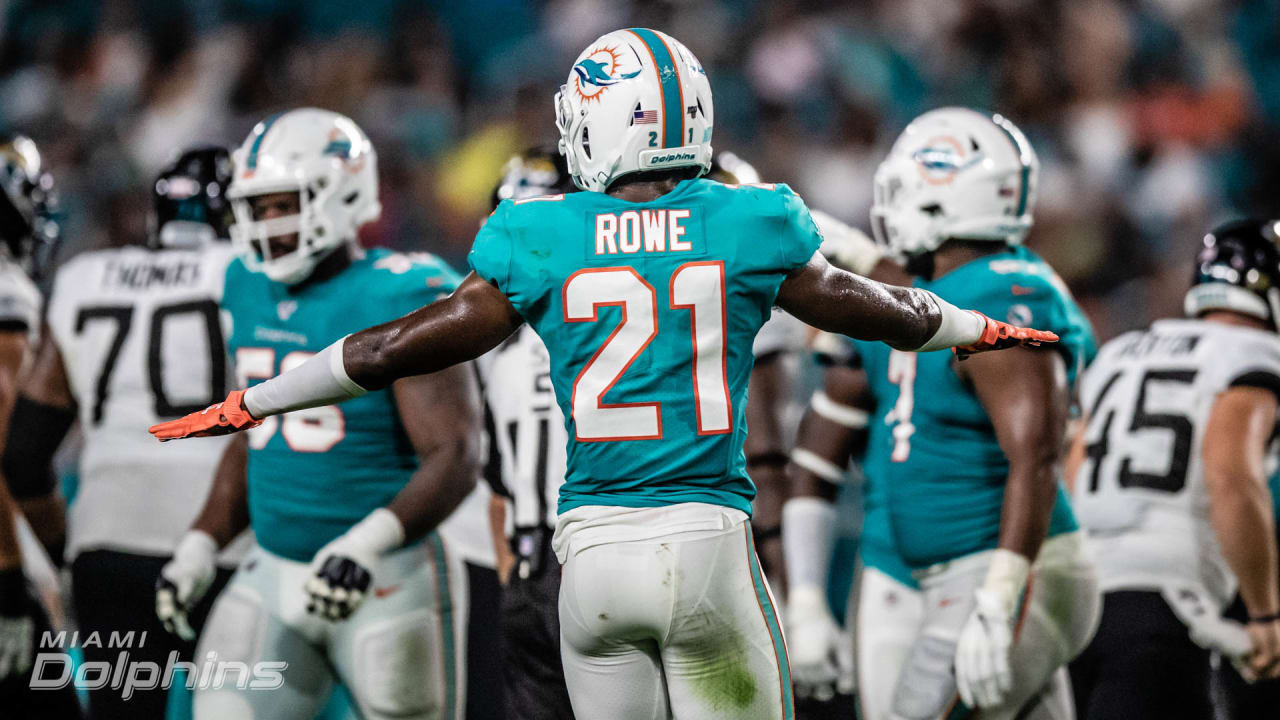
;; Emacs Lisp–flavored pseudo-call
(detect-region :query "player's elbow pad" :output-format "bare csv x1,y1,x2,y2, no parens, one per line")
2,395,75,499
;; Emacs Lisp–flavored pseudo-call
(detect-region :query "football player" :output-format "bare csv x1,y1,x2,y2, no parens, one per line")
0,134,80,718
481,147,577,720
151,31,1057,720
1067,218,1280,719
157,108,478,720
4,144,244,719
813,107,1099,720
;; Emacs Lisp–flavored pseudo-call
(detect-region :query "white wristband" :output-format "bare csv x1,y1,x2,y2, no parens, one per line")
810,391,869,429
915,292,985,352
346,508,406,556
782,497,839,592
981,548,1031,615
174,530,219,565
243,335,368,418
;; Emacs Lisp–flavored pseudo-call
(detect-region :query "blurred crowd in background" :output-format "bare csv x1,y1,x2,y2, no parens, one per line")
3,0,1280,341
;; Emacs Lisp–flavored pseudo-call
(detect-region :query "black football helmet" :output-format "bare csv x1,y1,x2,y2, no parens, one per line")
0,135,59,278
148,145,233,249
491,147,575,211
1186,218,1280,330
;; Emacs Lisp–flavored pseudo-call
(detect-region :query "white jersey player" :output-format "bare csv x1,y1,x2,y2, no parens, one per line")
0,134,80,718
1068,218,1280,718
7,145,247,718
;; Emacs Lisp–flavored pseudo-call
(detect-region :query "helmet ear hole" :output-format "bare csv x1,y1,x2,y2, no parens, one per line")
581,126,592,160
343,191,359,205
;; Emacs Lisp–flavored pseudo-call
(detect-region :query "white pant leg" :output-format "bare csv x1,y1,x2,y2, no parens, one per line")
329,534,469,720
558,519,792,720
855,566,923,720
193,546,332,720
891,532,1100,720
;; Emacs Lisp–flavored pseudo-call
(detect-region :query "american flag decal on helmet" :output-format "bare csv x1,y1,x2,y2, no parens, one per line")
633,109,658,124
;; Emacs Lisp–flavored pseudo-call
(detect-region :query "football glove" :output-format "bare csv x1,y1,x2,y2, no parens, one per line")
0,568,32,681
149,389,261,441
156,531,218,641
305,509,404,621
785,586,844,701
954,548,1029,709
954,312,1058,360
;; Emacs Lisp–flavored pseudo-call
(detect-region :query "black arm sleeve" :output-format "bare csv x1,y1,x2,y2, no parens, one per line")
2,394,75,499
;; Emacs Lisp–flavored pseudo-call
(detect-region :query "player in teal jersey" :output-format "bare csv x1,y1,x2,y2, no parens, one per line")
857,108,1100,719
152,32,1056,720
155,109,479,720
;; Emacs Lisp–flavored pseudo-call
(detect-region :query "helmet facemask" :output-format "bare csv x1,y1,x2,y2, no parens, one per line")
230,169,346,285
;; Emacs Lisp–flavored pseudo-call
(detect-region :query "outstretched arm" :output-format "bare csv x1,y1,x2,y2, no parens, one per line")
776,252,1055,353
151,273,522,440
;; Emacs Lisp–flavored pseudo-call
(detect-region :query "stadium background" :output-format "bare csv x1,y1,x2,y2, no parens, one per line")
6,0,1280,341
4,0,1280,717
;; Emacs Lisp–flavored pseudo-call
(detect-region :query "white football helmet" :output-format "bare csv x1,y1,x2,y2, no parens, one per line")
871,107,1038,259
228,108,380,284
555,28,713,193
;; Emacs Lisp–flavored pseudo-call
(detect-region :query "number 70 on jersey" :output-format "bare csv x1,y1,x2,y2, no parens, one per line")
564,262,730,441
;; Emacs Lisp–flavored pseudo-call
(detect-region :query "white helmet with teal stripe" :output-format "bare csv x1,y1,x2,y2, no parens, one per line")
227,107,380,284
555,28,714,193
871,107,1038,259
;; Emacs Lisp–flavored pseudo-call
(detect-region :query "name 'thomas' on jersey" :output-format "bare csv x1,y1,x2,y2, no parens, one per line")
468,179,823,515
225,249,461,562
853,246,1096,569
45,245,238,560
1072,318,1280,606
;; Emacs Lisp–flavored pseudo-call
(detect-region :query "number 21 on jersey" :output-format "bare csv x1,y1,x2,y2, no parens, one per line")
564,263,730,441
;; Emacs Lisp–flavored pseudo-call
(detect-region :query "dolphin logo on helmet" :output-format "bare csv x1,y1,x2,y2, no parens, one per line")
572,46,642,103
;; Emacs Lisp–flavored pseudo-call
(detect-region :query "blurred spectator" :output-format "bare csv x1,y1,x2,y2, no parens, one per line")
1,0,1278,338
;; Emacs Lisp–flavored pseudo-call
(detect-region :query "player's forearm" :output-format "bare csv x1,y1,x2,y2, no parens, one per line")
191,437,251,548
388,441,479,542
0,483,22,571
996,459,1059,560
1207,472,1280,617
243,278,521,419
488,494,515,584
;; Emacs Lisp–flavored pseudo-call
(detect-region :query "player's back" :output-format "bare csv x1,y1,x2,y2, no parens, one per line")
854,246,1096,568
1072,318,1280,605
469,178,822,515
224,248,461,561
46,244,236,558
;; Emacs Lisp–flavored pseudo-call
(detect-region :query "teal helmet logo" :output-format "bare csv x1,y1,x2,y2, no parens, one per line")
572,45,641,103
911,136,984,185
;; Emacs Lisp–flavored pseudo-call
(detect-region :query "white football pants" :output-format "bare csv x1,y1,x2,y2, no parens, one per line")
891,531,1101,720
854,565,924,720
194,537,467,720
558,515,792,720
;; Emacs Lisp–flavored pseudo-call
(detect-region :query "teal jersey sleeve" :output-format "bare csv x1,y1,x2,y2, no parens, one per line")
468,202,515,295
773,183,825,269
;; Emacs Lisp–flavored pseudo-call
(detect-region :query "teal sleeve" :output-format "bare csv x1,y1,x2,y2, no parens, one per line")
775,184,825,269
468,202,514,291
398,258,463,316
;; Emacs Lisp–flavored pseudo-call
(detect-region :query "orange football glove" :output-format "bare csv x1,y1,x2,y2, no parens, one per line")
954,311,1059,360
149,389,262,441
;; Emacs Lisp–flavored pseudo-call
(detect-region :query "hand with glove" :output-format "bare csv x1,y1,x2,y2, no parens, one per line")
156,530,219,641
0,567,32,681
954,549,1028,709
149,389,261,441
785,585,844,701
955,312,1057,360
305,508,404,621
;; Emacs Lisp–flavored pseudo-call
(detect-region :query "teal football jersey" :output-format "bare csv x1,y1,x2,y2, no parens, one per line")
854,246,1096,569
469,178,823,515
224,249,461,562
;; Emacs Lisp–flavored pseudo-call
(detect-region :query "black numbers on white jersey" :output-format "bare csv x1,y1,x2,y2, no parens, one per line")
1084,367,1198,494
75,300,226,425
75,306,133,424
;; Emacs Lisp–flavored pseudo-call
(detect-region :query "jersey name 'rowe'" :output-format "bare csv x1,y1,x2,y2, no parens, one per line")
594,209,692,255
